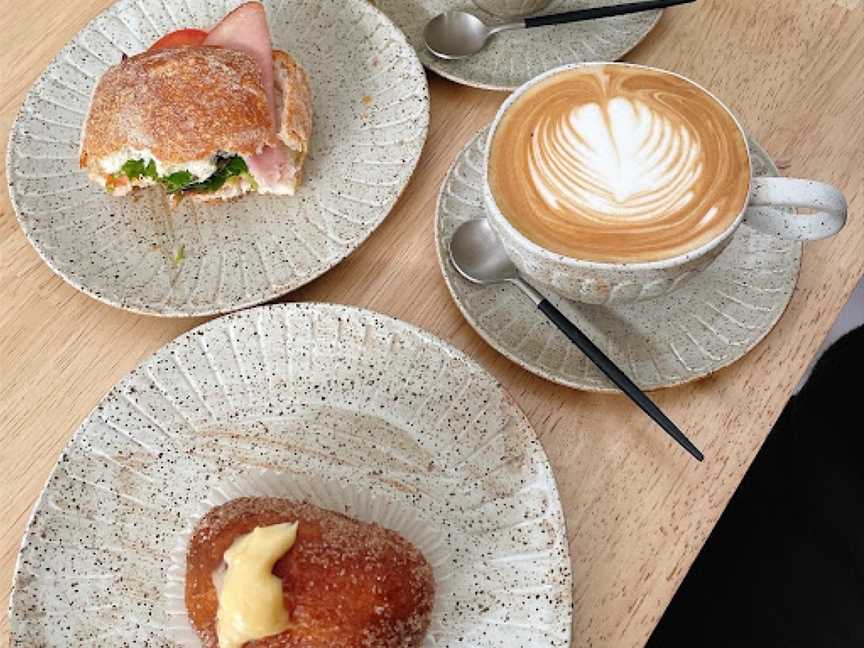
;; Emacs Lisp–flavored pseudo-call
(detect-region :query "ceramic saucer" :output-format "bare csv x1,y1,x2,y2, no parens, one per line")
373,0,661,91
435,126,802,391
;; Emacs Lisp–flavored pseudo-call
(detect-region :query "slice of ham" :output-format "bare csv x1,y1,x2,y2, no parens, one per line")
204,2,275,116
204,2,293,191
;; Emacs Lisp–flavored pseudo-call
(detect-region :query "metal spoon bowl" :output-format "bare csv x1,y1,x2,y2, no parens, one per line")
449,219,545,302
424,11,521,60
450,219,516,282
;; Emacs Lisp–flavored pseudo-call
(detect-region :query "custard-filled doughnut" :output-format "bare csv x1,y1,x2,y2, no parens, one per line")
185,497,435,647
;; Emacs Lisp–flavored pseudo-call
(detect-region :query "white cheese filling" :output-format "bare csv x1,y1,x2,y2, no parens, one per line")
97,148,218,180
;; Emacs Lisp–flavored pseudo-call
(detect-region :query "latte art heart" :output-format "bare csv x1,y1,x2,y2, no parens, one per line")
530,98,702,220
489,65,751,262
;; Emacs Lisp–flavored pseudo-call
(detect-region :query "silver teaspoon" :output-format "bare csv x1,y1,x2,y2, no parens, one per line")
424,0,695,60
449,219,704,462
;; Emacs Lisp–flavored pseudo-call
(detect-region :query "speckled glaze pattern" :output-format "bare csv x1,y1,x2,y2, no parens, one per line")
6,0,429,317
487,221,730,305
8,304,572,646
745,177,847,239
436,127,802,391
371,0,660,91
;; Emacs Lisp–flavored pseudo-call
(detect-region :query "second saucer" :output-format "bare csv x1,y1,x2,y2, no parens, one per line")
435,126,802,391
374,0,661,90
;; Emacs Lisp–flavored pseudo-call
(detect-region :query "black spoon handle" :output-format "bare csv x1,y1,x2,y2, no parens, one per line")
524,0,695,28
537,298,704,462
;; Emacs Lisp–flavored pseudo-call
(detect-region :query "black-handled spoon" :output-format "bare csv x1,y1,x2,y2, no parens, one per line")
449,219,704,462
425,0,695,59
526,0,694,28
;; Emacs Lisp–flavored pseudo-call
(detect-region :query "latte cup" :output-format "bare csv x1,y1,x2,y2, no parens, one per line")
483,63,848,305
472,0,554,18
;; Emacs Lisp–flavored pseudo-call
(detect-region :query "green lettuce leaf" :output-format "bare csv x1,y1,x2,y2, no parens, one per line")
121,159,157,181
161,170,197,193
119,156,249,195
182,156,249,194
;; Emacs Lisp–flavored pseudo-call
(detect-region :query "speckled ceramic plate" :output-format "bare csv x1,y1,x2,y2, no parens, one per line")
7,0,429,317
9,304,572,647
435,126,802,391
372,0,661,90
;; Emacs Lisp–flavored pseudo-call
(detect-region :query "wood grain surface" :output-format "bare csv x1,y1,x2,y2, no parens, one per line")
1,1,862,646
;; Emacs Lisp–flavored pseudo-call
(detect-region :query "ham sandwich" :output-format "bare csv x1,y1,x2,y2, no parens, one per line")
79,2,312,203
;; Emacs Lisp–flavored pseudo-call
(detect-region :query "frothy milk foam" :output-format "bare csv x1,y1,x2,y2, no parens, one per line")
489,65,750,263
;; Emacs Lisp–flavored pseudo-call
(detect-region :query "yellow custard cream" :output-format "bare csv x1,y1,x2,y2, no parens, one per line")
215,522,298,648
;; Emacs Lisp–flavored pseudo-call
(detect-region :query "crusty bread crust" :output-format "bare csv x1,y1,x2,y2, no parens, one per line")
185,497,435,647
273,49,312,158
187,50,313,203
79,46,278,171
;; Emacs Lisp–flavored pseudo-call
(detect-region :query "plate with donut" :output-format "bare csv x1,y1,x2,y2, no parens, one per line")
8,304,572,646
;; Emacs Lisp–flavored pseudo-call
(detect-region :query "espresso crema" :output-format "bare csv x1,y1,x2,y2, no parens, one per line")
488,65,751,263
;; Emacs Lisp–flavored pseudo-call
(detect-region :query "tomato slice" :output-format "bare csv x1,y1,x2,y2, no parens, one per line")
148,28,208,51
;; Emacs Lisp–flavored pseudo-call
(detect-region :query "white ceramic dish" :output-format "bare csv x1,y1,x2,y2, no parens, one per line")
373,0,661,90
8,303,572,646
436,126,802,391
7,0,429,316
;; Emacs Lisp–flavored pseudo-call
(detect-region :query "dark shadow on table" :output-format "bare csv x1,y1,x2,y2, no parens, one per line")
647,326,864,648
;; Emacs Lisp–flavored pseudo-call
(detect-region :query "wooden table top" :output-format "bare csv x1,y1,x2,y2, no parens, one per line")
1,0,862,645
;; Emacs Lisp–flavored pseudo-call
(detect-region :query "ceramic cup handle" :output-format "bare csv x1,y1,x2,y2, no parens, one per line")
744,177,847,240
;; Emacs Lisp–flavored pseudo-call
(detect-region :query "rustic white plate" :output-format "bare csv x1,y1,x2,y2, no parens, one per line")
9,303,572,647
372,0,661,91
6,0,429,317
435,126,802,391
